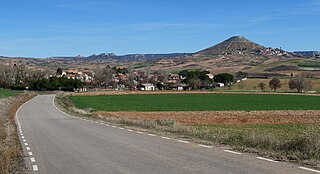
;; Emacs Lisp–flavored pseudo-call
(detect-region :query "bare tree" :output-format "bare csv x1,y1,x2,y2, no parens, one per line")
269,78,281,92
187,78,202,89
94,65,115,89
238,81,245,91
258,82,266,92
289,76,312,93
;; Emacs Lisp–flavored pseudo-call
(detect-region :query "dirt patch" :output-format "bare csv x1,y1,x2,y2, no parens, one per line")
96,110,320,125
0,92,35,174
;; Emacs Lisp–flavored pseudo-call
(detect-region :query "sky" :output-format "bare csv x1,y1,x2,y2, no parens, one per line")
0,0,319,57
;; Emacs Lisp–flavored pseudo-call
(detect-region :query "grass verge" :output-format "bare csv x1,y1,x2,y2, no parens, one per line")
0,92,36,173
0,88,21,99
57,93,320,169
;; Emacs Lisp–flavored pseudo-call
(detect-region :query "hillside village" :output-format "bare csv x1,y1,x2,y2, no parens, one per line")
50,65,249,91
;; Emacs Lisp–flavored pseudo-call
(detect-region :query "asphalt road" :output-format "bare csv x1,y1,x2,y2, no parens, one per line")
15,95,317,174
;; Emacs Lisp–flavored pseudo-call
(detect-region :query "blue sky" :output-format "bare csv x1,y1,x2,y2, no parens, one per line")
0,0,319,57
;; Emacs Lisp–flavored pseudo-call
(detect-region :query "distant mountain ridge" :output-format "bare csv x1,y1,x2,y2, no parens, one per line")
0,36,307,63
85,53,192,61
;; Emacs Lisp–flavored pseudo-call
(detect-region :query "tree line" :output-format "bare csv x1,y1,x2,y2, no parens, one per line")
258,77,312,93
0,64,84,91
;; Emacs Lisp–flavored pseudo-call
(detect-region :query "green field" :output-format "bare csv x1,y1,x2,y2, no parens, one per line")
298,60,320,68
0,88,20,98
69,93,320,111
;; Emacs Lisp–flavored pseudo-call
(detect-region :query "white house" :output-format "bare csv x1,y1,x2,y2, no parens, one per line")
138,83,155,91
215,83,225,88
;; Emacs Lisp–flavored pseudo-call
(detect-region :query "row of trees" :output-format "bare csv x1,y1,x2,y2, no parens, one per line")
0,64,84,91
258,77,312,93
30,77,84,91
178,71,235,89
179,70,212,89
0,63,46,89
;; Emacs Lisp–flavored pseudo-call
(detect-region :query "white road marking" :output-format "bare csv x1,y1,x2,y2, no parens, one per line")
136,131,143,134
106,124,110,126
148,133,156,136
119,127,124,130
256,157,278,163
223,150,242,155
127,129,133,132
100,123,104,125
95,122,99,124
178,140,190,144
161,136,171,140
198,144,212,148
15,96,40,173
298,167,320,173
111,125,116,128
32,165,38,171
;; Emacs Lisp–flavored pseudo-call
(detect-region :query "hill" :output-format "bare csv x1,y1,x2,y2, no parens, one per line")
150,36,309,75
196,36,265,55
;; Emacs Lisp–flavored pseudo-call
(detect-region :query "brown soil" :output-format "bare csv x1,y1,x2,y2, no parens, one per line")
96,110,320,125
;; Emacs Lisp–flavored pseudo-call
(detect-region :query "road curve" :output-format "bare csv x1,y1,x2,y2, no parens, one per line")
16,95,315,174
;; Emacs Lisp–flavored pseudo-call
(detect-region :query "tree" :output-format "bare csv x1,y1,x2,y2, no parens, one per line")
288,77,312,93
269,78,281,92
213,73,234,85
56,68,63,76
258,82,266,92
179,70,212,89
187,78,202,89
93,65,115,89
238,81,245,91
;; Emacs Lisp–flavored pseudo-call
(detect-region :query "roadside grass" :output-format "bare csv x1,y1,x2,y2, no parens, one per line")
69,93,320,112
0,93,34,173
192,124,320,163
0,88,21,98
97,116,320,167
